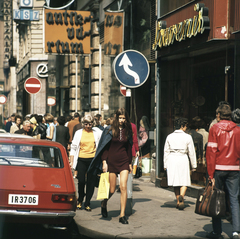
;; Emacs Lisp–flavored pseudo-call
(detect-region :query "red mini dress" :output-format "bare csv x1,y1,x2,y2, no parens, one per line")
101,128,132,174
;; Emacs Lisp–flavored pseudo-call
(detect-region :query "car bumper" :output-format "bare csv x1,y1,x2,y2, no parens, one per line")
0,209,76,218
0,209,76,224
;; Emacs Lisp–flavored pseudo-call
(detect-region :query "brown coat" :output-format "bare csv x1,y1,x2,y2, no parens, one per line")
67,118,80,143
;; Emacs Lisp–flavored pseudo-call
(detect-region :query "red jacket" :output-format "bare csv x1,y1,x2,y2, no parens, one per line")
206,120,240,179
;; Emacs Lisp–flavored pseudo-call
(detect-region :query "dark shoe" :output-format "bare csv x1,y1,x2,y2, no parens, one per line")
101,201,108,218
77,202,82,210
85,206,91,212
232,234,239,239
206,231,223,239
178,195,184,210
119,216,128,224
176,203,179,209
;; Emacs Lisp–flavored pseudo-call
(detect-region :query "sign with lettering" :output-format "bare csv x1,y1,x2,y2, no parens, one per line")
3,0,12,68
152,3,210,50
104,11,124,56
44,9,91,54
13,9,40,21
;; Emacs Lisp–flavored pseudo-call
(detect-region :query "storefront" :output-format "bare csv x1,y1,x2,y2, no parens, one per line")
154,0,239,185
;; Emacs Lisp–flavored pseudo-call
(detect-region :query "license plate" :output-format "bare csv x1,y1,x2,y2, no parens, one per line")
8,194,39,205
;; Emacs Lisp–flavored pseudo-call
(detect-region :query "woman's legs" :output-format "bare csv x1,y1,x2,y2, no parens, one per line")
174,187,180,204
180,186,187,197
77,160,88,203
102,172,117,208
119,170,129,217
85,165,96,207
174,186,187,207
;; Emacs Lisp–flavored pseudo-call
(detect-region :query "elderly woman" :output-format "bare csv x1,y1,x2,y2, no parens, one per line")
69,114,102,211
164,117,197,210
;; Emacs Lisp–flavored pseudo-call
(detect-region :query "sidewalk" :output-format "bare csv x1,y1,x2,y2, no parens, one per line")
74,177,233,239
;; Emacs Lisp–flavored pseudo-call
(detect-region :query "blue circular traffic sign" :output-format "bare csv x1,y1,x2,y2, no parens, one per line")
113,50,150,88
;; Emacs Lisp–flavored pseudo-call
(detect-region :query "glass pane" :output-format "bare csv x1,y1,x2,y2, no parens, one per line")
0,144,63,168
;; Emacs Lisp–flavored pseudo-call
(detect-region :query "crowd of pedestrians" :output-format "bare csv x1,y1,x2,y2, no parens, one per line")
3,109,150,225
5,102,240,237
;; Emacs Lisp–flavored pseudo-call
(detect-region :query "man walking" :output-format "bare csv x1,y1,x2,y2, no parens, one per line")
206,104,240,239
68,112,80,144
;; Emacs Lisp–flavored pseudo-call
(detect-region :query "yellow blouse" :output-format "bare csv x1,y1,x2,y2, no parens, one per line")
79,129,96,158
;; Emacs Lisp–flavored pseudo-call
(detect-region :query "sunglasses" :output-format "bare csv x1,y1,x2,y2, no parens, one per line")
84,123,92,126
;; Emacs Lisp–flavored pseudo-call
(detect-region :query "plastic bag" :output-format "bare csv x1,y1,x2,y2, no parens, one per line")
96,172,110,200
132,156,139,175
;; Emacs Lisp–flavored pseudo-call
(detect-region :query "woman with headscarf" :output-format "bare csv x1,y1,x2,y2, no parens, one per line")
29,117,41,139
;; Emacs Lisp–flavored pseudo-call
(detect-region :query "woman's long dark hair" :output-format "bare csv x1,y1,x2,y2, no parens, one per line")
110,108,132,139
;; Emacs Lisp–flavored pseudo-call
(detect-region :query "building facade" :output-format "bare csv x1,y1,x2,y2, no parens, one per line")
154,0,240,186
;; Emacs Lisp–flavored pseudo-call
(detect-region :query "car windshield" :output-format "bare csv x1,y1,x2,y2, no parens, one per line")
0,143,63,168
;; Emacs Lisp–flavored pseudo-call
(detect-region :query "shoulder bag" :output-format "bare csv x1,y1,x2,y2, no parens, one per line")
195,181,226,218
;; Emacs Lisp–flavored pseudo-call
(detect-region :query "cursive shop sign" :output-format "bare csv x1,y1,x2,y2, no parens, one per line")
152,3,210,50
44,9,91,54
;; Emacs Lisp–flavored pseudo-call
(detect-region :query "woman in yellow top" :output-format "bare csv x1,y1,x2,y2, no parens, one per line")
70,114,102,211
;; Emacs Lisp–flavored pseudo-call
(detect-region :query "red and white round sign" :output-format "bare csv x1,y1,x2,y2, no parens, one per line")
120,85,126,96
24,77,42,94
0,95,7,104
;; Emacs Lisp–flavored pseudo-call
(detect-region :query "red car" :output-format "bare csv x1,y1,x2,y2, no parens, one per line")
0,134,76,226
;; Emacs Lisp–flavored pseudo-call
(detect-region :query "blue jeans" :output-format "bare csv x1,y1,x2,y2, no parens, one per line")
212,171,240,234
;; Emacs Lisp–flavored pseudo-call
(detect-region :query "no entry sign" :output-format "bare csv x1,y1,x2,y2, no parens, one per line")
24,77,42,94
120,85,126,96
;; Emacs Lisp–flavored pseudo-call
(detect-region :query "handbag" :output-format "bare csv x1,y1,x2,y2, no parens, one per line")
134,167,142,178
195,181,226,217
96,172,110,200
160,171,168,188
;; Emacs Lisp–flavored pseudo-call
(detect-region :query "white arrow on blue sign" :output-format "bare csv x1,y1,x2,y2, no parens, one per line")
113,50,150,88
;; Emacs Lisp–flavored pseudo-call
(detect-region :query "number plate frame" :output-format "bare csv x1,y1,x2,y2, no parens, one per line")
8,194,39,205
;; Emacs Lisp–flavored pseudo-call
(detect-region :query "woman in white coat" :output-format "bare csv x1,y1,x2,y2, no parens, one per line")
70,114,102,211
164,117,197,210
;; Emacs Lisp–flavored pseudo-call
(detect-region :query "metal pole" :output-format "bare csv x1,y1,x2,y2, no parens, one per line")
156,59,161,179
31,95,34,114
99,44,101,114
75,55,78,112
89,54,91,111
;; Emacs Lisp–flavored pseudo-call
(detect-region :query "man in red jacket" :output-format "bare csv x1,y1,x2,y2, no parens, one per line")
206,104,240,239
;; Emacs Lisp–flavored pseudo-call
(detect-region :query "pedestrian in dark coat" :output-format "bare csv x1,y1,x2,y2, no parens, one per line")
55,116,70,152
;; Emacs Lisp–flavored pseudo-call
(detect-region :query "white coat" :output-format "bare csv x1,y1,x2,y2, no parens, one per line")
163,130,197,186
70,127,102,170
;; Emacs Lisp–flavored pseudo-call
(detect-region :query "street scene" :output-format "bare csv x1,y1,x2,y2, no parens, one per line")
1,0,240,239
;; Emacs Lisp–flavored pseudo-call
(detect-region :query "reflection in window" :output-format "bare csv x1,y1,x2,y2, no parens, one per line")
0,144,63,168
159,0,193,17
